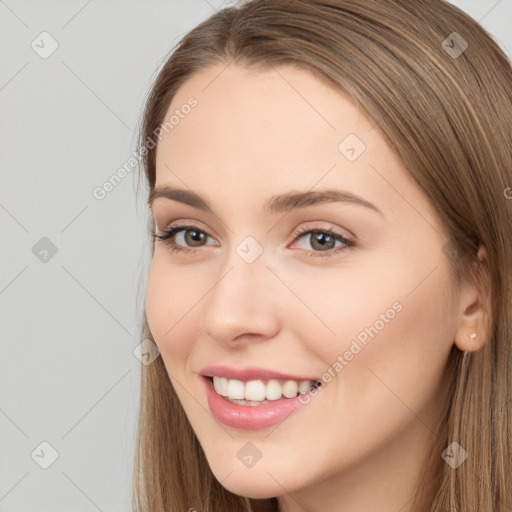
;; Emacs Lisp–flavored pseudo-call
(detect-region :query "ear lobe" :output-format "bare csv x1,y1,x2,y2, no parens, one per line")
453,245,492,353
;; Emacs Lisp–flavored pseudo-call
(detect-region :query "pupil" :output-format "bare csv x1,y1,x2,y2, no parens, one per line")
187,230,206,246
313,232,334,250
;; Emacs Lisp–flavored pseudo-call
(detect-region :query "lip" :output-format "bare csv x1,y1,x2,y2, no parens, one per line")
200,365,319,382
202,376,321,430
200,365,322,430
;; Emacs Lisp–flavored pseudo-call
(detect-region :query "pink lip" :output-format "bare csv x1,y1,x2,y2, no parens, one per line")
200,365,318,382
202,376,321,430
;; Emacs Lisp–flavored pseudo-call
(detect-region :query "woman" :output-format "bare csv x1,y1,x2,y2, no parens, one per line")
133,0,512,510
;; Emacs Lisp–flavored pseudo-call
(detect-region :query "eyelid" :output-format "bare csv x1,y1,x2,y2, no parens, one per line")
288,223,354,255
158,218,221,243
291,220,355,241
158,219,352,244
154,219,355,260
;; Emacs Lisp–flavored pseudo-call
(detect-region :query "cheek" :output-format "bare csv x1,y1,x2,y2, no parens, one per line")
307,248,456,363
283,263,407,363
145,255,197,362
293,259,455,422
328,268,454,431
145,260,168,342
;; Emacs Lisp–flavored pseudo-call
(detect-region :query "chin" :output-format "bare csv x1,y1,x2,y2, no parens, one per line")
204,457,288,498
215,475,281,500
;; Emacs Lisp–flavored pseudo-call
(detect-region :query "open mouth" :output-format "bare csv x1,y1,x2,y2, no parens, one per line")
202,373,324,429
206,376,323,406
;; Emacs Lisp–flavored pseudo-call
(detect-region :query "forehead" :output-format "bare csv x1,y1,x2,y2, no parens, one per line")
156,63,368,172
153,63,428,219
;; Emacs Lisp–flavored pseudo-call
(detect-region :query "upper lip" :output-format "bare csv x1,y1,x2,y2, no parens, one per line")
200,365,318,382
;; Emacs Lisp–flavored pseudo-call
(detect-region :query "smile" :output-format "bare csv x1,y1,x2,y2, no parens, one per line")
200,366,323,430
212,376,317,404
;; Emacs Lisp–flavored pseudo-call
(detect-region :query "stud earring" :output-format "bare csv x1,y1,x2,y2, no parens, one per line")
470,332,476,340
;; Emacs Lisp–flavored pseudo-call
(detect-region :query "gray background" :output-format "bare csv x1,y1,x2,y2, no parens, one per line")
1,1,510,510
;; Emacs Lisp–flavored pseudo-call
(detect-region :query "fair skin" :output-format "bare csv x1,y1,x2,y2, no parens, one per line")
145,63,489,512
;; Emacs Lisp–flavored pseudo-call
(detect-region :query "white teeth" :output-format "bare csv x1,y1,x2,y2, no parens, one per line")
266,379,282,400
213,377,229,396
244,380,266,401
228,398,262,406
212,376,316,403
298,380,312,394
282,380,299,398
227,379,245,399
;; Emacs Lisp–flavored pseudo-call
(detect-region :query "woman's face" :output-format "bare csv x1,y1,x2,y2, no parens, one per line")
146,63,460,503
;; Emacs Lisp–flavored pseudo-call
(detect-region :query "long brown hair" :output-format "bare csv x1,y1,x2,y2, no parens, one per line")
133,1,512,510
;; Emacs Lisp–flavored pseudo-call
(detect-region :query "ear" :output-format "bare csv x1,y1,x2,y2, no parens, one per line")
453,245,492,352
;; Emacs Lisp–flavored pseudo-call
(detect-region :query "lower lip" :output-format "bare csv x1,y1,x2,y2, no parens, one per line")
203,377,318,430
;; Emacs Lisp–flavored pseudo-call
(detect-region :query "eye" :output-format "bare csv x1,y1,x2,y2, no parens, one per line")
152,223,216,254
152,222,355,259
289,225,355,259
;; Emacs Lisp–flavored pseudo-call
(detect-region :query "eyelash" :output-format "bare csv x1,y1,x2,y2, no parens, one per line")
152,222,355,259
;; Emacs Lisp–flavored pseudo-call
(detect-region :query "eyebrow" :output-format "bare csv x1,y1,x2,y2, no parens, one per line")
147,186,384,216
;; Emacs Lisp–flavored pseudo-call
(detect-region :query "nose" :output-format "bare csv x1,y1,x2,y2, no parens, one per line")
201,254,281,348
